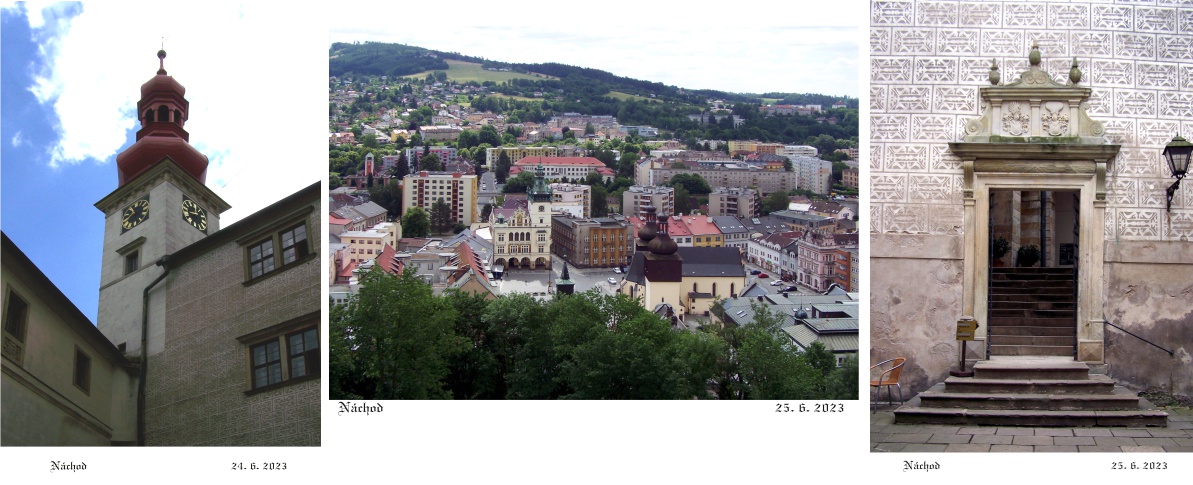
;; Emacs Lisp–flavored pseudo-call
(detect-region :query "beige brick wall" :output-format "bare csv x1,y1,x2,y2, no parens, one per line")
145,206,320,446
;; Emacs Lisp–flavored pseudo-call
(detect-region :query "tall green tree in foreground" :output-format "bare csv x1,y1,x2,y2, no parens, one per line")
430,198,453,233
495,150,512,183
330,266,467,399
401,206,431,238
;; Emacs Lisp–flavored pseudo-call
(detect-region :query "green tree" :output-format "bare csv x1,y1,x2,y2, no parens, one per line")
591,184,609,217
330,266,466,399
368,180,403,220
457,129,479,150
669,173,712,195
478,124,501,146
473,143,492,166
443,289,500,399
782,156,793,172
495,149,512,183
482,294,559,398
329,172,343,190
361,134,378,148
584,122,595,136
394,152,410,180
672,184,691,215
763,190,790,214
419,153,443,172
402,206,431,238
616,152,640,179
832,161,849,183
584,171,604,187
430,197,454,233
825,354,860,400
807,133,838,155
502,171,536,193
480,203,493,222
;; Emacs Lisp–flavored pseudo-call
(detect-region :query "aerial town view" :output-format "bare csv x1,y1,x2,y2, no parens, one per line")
327,34,861,400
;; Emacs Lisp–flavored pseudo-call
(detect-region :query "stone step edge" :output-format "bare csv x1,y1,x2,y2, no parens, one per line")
943,377,1114,388
892,406,1170,426
919,391,1140,402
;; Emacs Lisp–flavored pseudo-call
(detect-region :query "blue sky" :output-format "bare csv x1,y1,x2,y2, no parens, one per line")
1,3,326,322
329,3,862,97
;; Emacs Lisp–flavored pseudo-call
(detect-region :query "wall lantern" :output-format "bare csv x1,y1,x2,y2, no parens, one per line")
1163,135,1193,213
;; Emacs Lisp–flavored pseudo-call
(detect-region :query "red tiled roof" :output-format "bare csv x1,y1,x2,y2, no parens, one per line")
329,213,351,225
673,215,722,236
376,244,403,275
337,260,358,281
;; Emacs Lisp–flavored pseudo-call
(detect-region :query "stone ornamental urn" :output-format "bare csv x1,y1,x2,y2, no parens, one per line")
988,59,1000,85
1069,58,1082,85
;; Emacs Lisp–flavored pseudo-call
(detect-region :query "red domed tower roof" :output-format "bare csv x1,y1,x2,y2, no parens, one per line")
115,50,208,186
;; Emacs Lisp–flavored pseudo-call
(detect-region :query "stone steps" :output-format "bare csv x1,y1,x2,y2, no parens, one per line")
989,267,1076,356
989,335,1076,347
989,344,1074,356
941,375,1115,394
892,360,1168,427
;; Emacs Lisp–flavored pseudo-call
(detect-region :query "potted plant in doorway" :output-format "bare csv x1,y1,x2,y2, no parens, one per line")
992,236,1011,267
1017,244,1041,267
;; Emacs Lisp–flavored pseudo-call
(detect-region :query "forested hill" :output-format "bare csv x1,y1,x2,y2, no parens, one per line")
328,41,855,109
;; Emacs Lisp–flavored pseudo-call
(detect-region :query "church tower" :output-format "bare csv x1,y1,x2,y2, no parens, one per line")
93,50,231,356
528,161,553,225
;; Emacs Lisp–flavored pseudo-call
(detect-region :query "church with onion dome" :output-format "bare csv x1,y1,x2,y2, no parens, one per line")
619,205,745,323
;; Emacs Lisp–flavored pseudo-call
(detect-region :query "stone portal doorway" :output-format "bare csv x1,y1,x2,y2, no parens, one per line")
947,47,1118,364
987,189,1080,357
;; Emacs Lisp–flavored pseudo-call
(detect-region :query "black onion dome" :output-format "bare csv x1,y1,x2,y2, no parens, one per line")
649,233,678,255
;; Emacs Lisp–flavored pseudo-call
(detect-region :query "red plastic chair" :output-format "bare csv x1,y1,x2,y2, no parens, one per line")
870,358,905,413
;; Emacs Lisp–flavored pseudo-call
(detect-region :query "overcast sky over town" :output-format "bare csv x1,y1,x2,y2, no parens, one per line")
328,3,861,97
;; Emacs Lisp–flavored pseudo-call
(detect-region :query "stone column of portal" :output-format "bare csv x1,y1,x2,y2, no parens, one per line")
991,191,1019,266
1020,191,1041,265
1043,192,1057,267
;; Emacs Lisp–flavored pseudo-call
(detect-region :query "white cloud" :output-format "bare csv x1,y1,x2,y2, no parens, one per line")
16,3,326,224
11,130,24,147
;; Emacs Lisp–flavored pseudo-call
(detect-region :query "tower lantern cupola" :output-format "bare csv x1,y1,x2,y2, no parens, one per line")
114,50,209,186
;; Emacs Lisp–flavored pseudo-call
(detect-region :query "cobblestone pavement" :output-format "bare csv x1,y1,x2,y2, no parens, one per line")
871,404,1193,452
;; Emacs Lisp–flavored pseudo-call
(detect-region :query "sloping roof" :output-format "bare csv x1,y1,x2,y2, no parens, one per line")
1,232,129,365
711,216,748,234
783,325,859,353
375,244,403,275
353,201,387,219
676,247,745,277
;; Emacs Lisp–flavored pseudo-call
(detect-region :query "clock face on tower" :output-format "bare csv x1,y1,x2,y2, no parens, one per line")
181,196,208,233
121,196,150,233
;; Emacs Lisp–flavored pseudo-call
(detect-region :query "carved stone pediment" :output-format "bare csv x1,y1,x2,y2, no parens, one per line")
961,44,1105,143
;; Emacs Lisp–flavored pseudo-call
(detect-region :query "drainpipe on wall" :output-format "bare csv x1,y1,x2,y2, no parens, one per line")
137,255,170,446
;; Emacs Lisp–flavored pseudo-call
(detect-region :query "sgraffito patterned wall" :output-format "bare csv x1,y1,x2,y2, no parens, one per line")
870,0,1193,395
871,0,1193,240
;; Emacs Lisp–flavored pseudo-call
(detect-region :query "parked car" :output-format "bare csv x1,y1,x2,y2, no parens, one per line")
770,280,783,286
614,268,622,274
783,286,799,292
750,269,761,275
607,277,618,285
758,273,769,279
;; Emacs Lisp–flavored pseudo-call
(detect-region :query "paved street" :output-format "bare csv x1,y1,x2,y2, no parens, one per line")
495,255,621,297
870,404,1193,452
